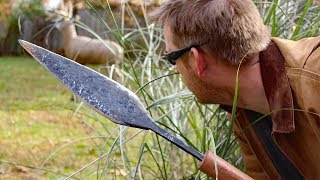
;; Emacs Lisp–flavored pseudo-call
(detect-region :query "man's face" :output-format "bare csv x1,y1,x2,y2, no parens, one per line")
163,24,210,103
163,24,234,105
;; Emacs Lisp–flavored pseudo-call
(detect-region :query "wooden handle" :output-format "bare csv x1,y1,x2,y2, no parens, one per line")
198,151,253,180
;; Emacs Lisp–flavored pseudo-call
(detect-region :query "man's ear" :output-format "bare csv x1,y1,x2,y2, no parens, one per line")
190,47,207,77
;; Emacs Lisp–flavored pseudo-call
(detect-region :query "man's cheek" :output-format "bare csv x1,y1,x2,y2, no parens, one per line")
175,63,182,74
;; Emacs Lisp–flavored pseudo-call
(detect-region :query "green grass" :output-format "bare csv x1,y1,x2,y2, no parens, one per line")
0,57,122,179
0,57,70,110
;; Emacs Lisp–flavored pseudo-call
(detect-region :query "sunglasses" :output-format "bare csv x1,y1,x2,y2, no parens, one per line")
163,44,202,65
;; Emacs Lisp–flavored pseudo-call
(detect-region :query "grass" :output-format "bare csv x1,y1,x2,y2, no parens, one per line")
0,57,69,110
0,57,123,179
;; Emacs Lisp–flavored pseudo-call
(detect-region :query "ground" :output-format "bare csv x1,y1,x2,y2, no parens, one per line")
0,57,124,179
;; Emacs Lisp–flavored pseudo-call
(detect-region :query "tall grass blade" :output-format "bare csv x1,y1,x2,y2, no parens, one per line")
291,0,312,39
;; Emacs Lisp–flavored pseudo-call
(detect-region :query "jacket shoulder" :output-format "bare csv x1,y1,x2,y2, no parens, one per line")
272,36,320,71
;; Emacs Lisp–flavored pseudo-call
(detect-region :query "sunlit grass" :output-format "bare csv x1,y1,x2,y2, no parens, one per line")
0,57,124,178
0,57,70,110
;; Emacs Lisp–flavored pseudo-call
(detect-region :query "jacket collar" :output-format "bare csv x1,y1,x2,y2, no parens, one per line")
259,42,295,133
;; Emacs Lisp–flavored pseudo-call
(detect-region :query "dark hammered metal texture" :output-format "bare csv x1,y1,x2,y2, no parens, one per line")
19,40,204,161
19,40,153,129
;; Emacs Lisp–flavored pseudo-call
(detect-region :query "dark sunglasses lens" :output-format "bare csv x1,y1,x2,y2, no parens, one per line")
163,52,176,65
169,59,176,65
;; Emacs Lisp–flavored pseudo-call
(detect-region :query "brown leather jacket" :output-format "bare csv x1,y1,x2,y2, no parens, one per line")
226,36,320,179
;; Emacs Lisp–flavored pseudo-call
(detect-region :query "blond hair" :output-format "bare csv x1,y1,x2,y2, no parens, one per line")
152,0,271,65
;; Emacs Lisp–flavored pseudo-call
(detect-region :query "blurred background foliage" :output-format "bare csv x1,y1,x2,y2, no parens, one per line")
0,0,46,55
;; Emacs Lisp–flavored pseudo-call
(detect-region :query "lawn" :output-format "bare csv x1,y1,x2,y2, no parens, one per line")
0,57,133,179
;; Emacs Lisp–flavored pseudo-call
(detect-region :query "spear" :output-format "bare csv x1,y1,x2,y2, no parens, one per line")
19,40,252,179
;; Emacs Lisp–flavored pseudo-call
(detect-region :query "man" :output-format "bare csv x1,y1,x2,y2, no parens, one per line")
152,0,320,179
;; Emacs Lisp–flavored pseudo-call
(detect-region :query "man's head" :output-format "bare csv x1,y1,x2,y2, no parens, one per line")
152,0,270,65
151,0,271,105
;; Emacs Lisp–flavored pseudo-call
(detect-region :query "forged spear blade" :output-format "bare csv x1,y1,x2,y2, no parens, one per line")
18,39,151,129
19,40,204,161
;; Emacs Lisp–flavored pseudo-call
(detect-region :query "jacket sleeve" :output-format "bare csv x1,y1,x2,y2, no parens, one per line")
233,116,270,180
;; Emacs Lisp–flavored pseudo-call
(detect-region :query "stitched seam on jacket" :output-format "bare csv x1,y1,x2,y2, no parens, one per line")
302,43,320,67
286,68,320,81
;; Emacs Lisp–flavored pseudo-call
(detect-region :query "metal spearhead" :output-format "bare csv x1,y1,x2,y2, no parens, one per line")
19,40,204,161
18,39,152,129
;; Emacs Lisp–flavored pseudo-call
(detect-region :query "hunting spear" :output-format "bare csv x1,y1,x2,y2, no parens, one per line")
19,40,252,180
